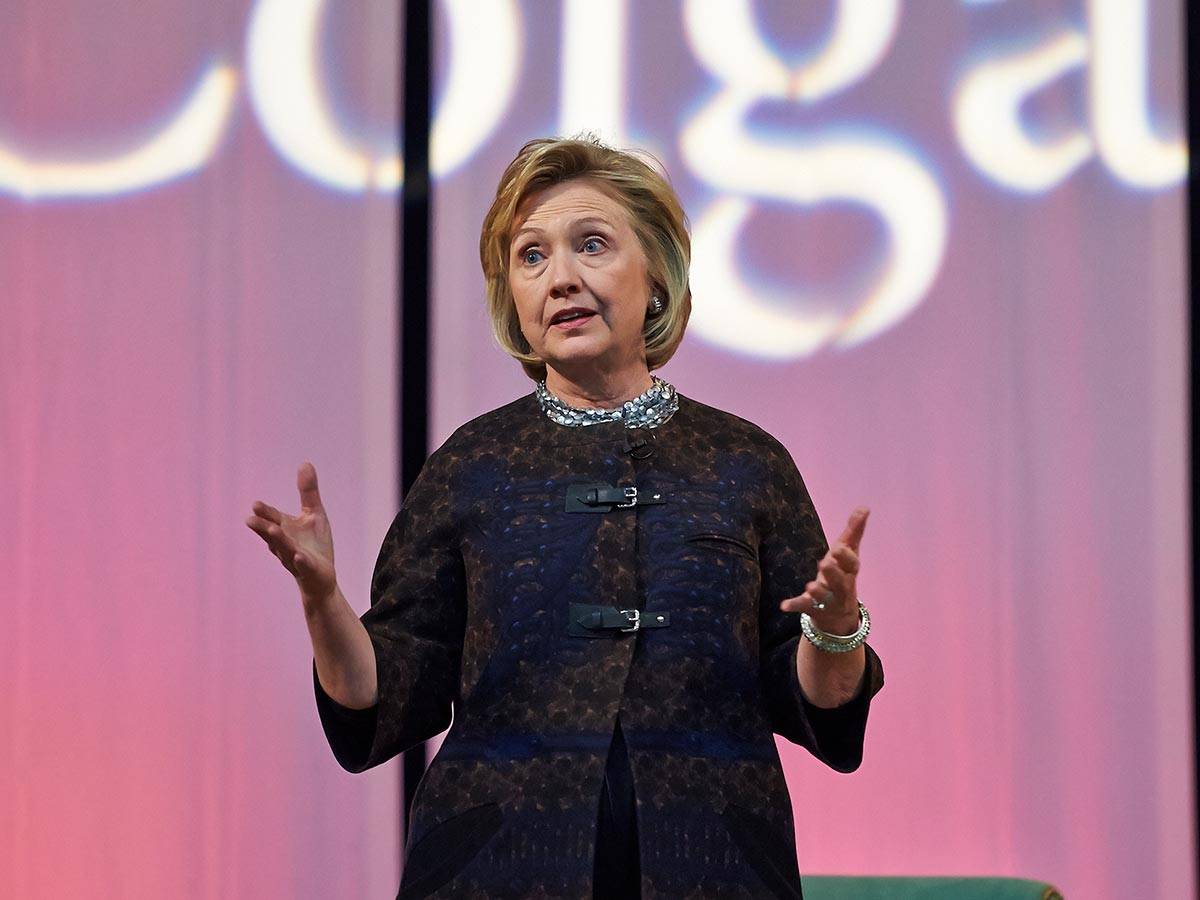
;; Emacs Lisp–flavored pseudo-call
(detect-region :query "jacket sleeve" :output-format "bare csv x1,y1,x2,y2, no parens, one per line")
313,441,468,773
756,437,884,773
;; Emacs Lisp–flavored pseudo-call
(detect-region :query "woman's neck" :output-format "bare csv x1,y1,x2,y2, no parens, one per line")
543,365,654,411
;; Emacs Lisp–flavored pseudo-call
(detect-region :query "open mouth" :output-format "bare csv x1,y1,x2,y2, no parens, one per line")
550,309,598,328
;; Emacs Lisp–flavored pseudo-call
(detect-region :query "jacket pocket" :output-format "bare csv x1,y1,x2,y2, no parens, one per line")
685,530,758,561
398,801,505,899
719,800,802,899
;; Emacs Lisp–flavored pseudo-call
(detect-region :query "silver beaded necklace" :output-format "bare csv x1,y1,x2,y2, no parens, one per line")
535,374,679,429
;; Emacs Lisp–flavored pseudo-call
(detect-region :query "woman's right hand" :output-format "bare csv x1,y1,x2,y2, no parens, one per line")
245,461,338,609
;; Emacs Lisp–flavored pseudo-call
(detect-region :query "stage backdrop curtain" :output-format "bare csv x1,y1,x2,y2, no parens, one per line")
2,3,404,898
427,3,1192,899
2,3,1192,900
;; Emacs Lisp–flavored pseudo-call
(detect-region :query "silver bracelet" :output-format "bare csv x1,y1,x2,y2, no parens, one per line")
799,600,870,653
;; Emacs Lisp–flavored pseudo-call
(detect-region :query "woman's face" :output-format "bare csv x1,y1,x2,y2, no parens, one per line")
508,178,653,379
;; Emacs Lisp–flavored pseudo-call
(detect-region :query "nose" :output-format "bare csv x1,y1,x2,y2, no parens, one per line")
547,252,581,299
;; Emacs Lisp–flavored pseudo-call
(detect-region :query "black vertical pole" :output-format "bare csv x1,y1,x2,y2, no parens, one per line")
399,0,432,870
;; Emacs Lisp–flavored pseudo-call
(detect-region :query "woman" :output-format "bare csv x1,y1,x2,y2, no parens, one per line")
246,136,883,899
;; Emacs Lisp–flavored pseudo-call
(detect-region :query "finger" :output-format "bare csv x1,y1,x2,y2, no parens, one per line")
252,500,283,525
781,587,839,615
780,592,815,614
268,526,299,574
836,506,869,553
245,514,276,541
297,461,323,512
265,522,296,552
252,517,297,559
816,561,852,600
805,579,841,609
831,545,860,576
246,516,300,571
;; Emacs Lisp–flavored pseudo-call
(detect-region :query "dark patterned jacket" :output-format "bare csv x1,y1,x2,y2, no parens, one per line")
314,390,884,899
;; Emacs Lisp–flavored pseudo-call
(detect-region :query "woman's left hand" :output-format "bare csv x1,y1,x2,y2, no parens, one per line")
779,506,869,634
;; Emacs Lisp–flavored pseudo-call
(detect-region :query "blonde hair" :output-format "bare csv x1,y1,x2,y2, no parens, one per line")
479,134,692,382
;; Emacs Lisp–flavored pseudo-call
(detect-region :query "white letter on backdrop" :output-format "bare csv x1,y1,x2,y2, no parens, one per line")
559,0,628,144
0,65,236,200
953,0,1184,193
681,0,947,357
246,0,519,192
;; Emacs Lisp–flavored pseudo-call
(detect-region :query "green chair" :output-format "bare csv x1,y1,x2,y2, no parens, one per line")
803,876,1064,899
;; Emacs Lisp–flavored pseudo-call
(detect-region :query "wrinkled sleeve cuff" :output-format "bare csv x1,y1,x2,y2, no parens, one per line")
788,642,884,773
313,660,379,772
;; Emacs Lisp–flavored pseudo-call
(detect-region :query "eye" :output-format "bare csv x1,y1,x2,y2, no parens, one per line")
521,247,544,265
582,236,604,253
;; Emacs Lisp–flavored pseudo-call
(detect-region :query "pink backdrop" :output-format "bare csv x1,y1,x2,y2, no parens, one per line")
2,4,404,898
2,2,1192,898
429,2,1192,898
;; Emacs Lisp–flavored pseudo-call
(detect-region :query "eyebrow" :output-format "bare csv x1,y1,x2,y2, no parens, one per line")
511,216,615,248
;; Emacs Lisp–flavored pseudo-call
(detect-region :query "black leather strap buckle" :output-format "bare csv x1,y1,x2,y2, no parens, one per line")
623,429,656,459
567,603,671,637
564,482,667,513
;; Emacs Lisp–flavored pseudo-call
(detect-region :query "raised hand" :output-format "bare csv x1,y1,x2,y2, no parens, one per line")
245,461,338,608
780,506,869,634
